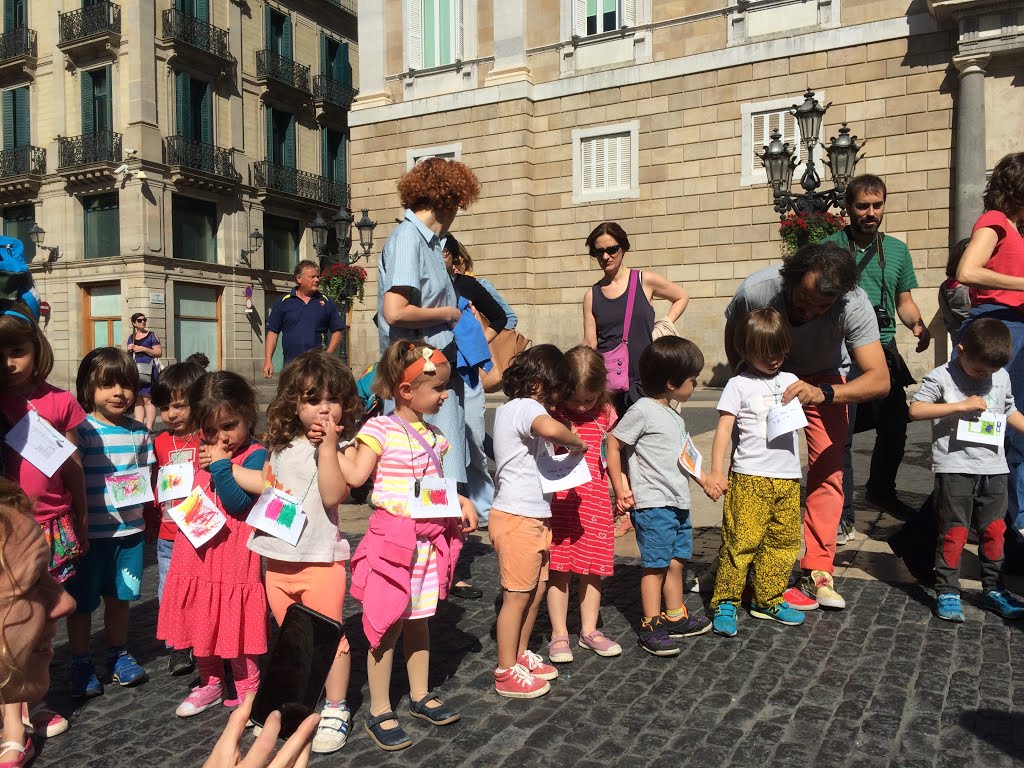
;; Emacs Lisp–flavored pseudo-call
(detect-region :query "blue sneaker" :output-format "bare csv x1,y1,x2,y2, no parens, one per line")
712,602,738,637
935,593,965,623
982,589,1024,620
750,601,805,626
108,649,148,687
70,655,103,700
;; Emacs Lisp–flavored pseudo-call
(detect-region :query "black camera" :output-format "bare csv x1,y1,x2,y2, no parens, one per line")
873,305,894,330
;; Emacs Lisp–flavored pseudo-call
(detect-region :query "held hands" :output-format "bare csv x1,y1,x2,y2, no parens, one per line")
614,488,634,515
959,395,989,418
202,692,319,768
702,470,728,502
782,380,825,406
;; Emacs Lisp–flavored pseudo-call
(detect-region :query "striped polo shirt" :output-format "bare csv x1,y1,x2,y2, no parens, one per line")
78,415,155,538
357,416,449,518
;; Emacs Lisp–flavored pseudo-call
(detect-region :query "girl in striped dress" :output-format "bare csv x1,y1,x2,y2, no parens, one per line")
338,340,477,751
546,346,622,662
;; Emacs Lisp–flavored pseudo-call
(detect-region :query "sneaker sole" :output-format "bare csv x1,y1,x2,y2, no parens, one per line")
176,697,223,717
749,607,804,626
311,734,349,754
363,722,413,751
666,623,713,639
526,668,559,681
578,639,622,657
112,672,148,687
712,625,737,638
934,612,965,623
637,642,680,657
815,595,846,610
548,651,574,663
409,710,461,726
494,681,551,699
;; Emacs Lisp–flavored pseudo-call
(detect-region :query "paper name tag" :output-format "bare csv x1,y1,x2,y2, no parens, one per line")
105,467,154,509
246,486,308,546
956,410,1005,446
157,462,194,503
537,441,592,494
408,477,462,519
678,434,703,479
168,487,227,549
4,410,77,478
766,398,809,442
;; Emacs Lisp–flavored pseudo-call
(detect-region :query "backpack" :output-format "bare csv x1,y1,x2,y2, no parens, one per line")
0,236,39,322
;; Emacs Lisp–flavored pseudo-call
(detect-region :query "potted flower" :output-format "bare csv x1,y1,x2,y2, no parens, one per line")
319,263,367,307
778,211,847,256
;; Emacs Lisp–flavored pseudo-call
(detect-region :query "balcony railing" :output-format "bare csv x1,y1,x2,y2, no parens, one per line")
59,1,121,45
253,161,350,207
0,146,45,178
161,8,231,62
313,76,358,110
166,135,240,180
256,50,310,94
57,131,122,169
0,28,36,63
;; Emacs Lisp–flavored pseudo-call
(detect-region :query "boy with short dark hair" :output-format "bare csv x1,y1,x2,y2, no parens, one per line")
909,318,1024,622
606,337,712,656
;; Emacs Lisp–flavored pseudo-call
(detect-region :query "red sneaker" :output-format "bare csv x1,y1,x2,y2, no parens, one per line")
517,649,558,680
494,664,550,699
784,586,818,612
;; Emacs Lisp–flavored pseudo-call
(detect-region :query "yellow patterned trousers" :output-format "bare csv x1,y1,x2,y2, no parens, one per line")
711,472,802,610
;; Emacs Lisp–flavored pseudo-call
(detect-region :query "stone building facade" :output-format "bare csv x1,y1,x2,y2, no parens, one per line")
9,0,357,389
347,0,1023,380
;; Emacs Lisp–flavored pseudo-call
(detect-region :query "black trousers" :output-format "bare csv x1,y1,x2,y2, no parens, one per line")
934,472,1007,595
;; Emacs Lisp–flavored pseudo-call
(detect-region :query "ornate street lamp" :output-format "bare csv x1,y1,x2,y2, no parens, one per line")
758,89,865,218
239,228,262,267
331,207,354,265
355,209,377,260
310,210,330,269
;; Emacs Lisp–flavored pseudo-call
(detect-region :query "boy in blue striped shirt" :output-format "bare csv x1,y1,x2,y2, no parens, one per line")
67,348,155,699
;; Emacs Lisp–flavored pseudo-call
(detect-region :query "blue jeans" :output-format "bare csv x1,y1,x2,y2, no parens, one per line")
156,537,174,603
460,380,493,527
957,305,1024,524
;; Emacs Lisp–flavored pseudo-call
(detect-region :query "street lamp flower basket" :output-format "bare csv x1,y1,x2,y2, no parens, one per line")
779,211,847,256
320,263,367,305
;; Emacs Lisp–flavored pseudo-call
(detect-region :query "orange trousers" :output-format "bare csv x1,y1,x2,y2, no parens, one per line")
265,559,351,655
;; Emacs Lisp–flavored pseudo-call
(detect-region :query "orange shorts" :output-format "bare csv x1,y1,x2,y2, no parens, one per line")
489,509,551,592
265,559,350,654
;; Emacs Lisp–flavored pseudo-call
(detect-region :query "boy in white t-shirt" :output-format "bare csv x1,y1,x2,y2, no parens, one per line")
909,318,1024,623
489,346,587,699
705,308,807,637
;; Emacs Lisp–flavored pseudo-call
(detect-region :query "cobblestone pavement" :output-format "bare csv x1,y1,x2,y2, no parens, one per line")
34,407,1024,767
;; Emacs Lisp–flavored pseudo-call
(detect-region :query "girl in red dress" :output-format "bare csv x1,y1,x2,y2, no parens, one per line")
546,346,622,662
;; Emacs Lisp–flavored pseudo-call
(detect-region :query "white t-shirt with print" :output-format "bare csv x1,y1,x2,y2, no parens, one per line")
716,371,802,479
492,398,552,519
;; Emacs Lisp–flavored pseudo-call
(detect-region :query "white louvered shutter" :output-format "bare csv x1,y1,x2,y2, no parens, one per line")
752,109,802,170
622,0,635,27
574,0,588,36
455,0,464,60
408,0,423,69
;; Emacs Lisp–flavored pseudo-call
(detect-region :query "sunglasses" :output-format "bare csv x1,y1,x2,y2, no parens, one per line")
135,318,147,323
589,245,621,258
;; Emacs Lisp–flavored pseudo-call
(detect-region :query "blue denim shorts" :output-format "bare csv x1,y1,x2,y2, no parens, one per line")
630,506,692,568
66,533,144,614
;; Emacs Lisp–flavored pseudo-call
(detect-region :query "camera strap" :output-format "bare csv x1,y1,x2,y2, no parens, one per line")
849,230,889,306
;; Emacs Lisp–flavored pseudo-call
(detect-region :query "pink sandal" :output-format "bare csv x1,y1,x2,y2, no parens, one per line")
579,630,622,657
547,635,573,663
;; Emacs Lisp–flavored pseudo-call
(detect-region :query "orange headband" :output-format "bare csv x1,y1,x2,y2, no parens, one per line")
402,346,449,384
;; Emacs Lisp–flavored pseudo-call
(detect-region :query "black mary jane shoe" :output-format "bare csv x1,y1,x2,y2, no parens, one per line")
450,583,483,600
364,712,412,751
409,693,461,726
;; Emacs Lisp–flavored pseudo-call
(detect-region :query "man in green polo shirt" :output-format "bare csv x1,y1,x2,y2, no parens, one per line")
824,175,930,534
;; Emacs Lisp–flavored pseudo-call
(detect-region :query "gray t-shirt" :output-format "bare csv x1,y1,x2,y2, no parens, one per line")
611,397,691,510
911,362,1016,475
724,266,880,376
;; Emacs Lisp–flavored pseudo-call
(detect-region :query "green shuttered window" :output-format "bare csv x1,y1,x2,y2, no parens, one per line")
84,194,120,260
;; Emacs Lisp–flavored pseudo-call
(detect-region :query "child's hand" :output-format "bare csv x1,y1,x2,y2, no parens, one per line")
198,445,213,470
459,496,478,534
614,489,634,515
959,395,988,417
703,471,727,501
315,414,342,449
204,443,233,465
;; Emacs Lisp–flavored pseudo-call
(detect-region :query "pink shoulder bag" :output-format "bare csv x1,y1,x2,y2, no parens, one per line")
602,269,638,394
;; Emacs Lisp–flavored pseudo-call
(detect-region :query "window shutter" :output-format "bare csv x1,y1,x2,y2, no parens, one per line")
265,104,274,163
194,0,208,22
319,33,327,77
2,90,13,151
284,112,295,169
454,0,463,61
3,0,14,33
81,69,94,134
339,132,347,184
574,0,587,36
320,126,328,178
99,66,112,132
264,4,272,51
175,71,191,138
622,0,635,27
408,0,422,69
199,79,212,144
14,86,28,148
339,41,351,86
282,15,292,59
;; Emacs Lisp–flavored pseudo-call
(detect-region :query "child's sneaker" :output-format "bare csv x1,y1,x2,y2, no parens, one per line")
935,593,965,623
712,602,738,637
800,570,846,610
176,683,224,717
517,649,558,680
782,586,818,611
660,607,712,638
108,649,147,687
70,655,103,700
750,601,805,626
494,664,550,699
578,630,622,657
312,701,351,754
637,617,680,656
982,589,1024,620
25,703,69,738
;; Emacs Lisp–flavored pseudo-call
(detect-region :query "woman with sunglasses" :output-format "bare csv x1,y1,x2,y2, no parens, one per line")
126,313,162,430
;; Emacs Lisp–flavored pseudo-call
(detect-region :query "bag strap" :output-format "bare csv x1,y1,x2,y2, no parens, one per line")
621,269,639,343
849,228,888,304
389,414,444,477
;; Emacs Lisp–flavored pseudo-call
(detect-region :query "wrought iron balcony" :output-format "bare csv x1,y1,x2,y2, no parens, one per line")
161,8,232,64
166,135,241,182
253,161,350,207
0,146,45,178
59,1,121,46
313,76,358,111
0,27,36,64
256,50,310,95
57,131,122,170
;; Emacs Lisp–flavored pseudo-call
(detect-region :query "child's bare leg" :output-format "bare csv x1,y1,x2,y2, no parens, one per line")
640,568,666,619
402,619,431,703
103,597,129,648
578,575,603,635
366,621,403,728
0,702,27,759
518,580,547,656
546,571,572,639
663,558,686,612
496,590,531,669
324,645,351,705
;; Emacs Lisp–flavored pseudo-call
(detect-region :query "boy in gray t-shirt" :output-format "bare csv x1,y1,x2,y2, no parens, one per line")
909,318,1024,623
607,337,713,657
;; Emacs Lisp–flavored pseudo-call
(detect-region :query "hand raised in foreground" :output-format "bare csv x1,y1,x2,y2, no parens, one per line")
202,693,319,768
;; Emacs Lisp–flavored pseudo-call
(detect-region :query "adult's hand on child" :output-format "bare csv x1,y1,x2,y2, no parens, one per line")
959,395,988,417
782,380,825,407
202,693,319,768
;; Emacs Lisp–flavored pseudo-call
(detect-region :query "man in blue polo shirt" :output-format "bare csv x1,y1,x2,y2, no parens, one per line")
262,259,346,377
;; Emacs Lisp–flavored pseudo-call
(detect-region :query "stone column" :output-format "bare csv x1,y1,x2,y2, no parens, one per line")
486,0,531,85
353,1,392,108
953,54,990,242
